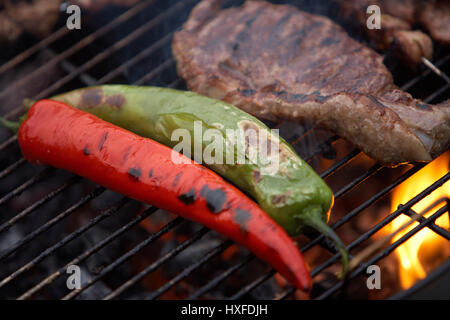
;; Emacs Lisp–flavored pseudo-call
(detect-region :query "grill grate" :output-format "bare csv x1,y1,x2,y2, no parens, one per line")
0,0,449,300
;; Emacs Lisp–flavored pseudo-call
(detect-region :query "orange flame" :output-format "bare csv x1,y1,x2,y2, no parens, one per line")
388,151,450,289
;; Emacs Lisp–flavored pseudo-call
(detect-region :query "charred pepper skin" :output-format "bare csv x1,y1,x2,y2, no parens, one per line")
17,100,312,291
51,85,348,272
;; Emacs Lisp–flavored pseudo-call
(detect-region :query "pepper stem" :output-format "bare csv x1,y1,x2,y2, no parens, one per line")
299,207,349,277
0,117,20,133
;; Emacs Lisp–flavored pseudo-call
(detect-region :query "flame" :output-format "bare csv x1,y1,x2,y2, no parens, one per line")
388,151,450,289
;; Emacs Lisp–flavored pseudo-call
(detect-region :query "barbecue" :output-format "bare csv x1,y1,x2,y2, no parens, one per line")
0,0,449,300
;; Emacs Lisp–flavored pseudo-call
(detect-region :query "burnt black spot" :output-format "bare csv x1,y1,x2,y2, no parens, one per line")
106,94,126,109
315,94,330,103
253,170,261,183
289,93,309,103
148,169,154,178
368,95,385,107
238,88,255,96
319,37,340,47
98,132,108,151
173,172,183,187
233,208,252,235
200,185,227,214
274,91,288,97
178,189,197,205
122,146,132,163
81,88,103,108
416,103,432,111
128,167,141,180
234,8,265,43
272,194,288,205
274,12,294,29
367,96,387,115
83,145,91,156
232,43,239,51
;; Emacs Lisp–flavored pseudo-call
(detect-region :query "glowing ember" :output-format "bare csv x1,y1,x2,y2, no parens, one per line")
388,151,449,289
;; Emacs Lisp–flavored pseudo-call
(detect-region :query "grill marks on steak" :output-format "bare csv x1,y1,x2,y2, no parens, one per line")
172,0,450,165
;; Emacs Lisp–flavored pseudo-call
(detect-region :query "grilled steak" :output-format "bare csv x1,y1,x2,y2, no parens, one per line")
172,0,450,165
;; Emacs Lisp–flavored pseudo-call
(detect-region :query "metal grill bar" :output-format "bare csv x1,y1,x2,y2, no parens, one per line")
424,84,449,103
320,149,360,179
401,55,449,91
0,1,192,230
304,136,340,162
0,136,17,153
46,48,98,86
0,176,81,237
309,165,424,250
105,239,233,300
63,222,205,300
277,172,450,300
187,255,255,300
1,0,157,119
230,270,276,300
318,203,449,299
182,148,377,299
30,0,192,102
239,164,426,299
346,175,449,251
334,164,382,199
18,206,159,300
422,57,450,85
0,167,53,206
145,239,233,300
404,204,450,240
0,27,69,76
389,258,450,300
135,59,176,86
167,78,185,89
310,173,450,298
184,147,363,300
98,31,175,84
0,189,116,290
0,158,26,180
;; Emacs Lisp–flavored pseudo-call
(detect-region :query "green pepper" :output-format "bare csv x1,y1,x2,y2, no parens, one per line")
50,85,347,272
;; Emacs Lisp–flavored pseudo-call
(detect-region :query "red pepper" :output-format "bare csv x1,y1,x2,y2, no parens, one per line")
17,100,312,291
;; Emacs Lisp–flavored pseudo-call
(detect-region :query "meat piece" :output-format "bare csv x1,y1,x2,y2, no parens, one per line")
0,12,23,44
0,0,60,44
172,0,450,165
336,0,433,66
419,0,450,46
381,0,417,23
0,0,140,44
337,0,450,52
